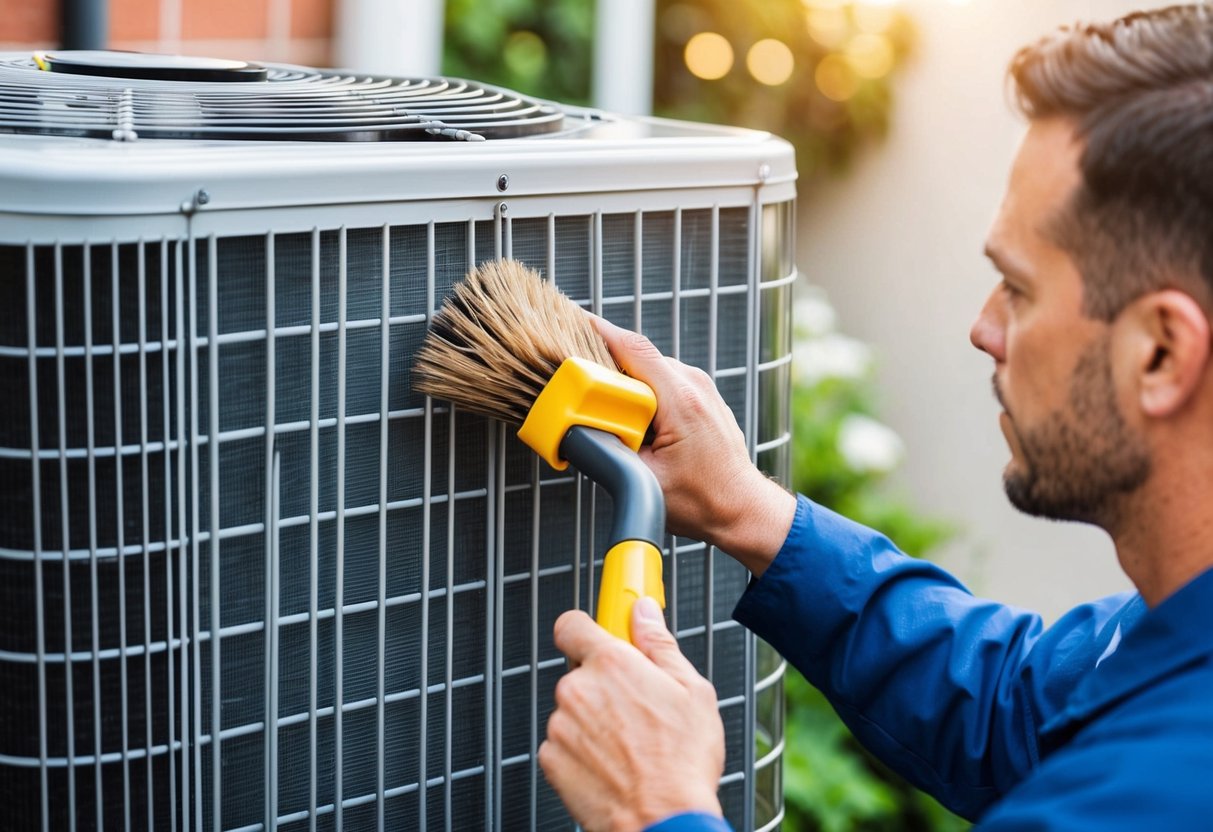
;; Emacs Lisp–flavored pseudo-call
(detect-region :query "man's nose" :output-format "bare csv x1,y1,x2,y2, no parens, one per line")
970,292,1006,362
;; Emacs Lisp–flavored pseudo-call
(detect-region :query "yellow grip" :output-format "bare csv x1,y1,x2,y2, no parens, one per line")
517,357,656,471
596,540,666,643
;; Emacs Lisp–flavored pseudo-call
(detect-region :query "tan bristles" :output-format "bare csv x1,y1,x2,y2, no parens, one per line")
412,259,618,425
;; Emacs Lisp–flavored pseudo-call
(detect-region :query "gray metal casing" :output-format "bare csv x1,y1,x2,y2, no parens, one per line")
0,59,796,832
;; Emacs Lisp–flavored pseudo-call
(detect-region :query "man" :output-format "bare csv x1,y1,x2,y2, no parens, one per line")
537,4,1213,830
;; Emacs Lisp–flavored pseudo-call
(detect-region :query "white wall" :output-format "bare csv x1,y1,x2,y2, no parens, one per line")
799,0,1150,622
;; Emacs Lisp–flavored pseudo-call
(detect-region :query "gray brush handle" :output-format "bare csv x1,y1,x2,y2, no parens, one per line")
559,425,665,548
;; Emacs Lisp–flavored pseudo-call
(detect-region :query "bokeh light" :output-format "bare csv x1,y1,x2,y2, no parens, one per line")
747,38,795,86
853,3,896,34
845,32,895,79
685,32,735,80
503,30,547,80
655,0,918,178
815,53,859,101
806,6,849,49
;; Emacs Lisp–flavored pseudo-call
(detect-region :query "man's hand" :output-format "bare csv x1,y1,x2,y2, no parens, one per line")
538,598,726,832
593,315,796,576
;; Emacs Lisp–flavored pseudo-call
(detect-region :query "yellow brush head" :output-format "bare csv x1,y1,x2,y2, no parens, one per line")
518,357,655,470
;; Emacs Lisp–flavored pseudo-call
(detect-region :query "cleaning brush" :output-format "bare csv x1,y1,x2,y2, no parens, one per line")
413,259,666,643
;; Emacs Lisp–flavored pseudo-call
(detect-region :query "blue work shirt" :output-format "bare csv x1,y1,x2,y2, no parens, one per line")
647,495,1213,830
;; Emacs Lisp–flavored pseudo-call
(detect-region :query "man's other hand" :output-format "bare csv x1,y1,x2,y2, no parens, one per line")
538,598,726,832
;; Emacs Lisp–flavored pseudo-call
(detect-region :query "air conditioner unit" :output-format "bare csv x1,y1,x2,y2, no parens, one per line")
0,52,796,832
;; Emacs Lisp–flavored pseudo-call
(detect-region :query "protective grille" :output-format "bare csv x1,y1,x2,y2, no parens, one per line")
0,54,564,142
0,202,792,831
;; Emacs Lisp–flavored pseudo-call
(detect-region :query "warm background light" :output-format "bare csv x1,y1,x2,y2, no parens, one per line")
747,38,796,86
845,32,895,78
815,53,859,101
658,0,918,176
853,3,897,33
684,31,735,80
806,5,850,49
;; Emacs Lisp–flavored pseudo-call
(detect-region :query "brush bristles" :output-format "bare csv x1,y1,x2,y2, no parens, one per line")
412,259,618,425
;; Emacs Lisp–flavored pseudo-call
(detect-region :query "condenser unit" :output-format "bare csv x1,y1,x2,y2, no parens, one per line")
0,51,796,831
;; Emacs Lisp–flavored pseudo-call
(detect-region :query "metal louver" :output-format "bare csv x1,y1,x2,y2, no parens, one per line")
0,52,565,142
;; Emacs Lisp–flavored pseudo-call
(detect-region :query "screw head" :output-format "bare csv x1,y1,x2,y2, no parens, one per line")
496,174,510,192
196,189,211,206
498,201,510,215
757,164,771,182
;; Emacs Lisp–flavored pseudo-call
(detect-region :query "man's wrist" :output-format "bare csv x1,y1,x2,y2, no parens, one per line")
632,787,724,832
708,473,797,578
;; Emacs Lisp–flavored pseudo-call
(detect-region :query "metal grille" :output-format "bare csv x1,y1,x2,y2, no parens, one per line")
0,199,792,831
0,56,565,142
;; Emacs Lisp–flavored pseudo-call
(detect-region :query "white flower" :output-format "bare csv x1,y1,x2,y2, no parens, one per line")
793,334,873,385
793,287,837,339
837,413,905,474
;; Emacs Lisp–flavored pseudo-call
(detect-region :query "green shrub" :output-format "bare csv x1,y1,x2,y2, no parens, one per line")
784,287,967,831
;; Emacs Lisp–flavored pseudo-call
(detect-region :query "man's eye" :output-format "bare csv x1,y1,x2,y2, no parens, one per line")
1001,280,1022,299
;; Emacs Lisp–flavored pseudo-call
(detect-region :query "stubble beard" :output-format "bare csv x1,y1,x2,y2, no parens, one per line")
997,335,1151,528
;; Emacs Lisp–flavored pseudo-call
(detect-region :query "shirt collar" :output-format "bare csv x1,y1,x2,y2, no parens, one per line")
1039,566,1213,751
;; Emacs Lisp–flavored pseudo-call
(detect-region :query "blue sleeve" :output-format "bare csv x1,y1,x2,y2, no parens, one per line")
644,812,734,832
733,495,1142,821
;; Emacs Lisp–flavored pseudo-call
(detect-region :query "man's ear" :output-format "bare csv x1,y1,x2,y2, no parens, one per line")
1124,290,1211,418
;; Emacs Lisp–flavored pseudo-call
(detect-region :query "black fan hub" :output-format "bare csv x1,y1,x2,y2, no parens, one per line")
37,50,268,82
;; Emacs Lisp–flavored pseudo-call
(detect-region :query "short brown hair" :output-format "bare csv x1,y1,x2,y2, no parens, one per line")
1009,4,1213,321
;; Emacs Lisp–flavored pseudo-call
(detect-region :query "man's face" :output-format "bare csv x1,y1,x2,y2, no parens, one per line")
971,118,1150,527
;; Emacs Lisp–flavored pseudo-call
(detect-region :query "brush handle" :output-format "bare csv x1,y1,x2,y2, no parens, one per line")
560,426,665,545
596,539,666,642
557,426,667,642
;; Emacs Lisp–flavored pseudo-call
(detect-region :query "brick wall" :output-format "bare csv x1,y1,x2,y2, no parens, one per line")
0,0,335,67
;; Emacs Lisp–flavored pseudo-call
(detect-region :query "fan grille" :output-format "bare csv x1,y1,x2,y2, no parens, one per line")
0,54,565,142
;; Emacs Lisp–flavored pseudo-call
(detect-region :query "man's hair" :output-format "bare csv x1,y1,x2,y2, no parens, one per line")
1009,3,1213,321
